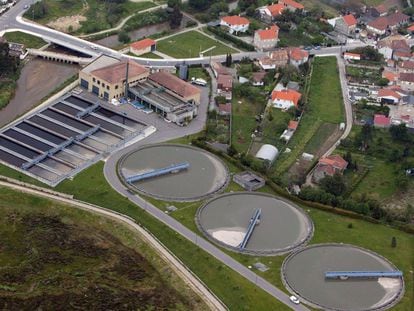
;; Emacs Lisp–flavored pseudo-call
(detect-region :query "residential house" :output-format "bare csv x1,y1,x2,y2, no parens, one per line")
312,155,348,183
407,24,414,33
218,103,232,116
382,70,398,84
211,62,229,78
335,14,358,36
129,38,156,56
271,89,301,109
369,4,387,18
254,25,279,51
378,37,410,60
398,73,414,92
397,60,414,73
367,12,410,36
220,16,250,34
280,120,298,142
259,49,289,70
280,0,304,11
344,52,361,61
258,3,285,23
373,114,391,127
251,71,267,86
289,47,309,67
377,88,401,104
217,74,233,101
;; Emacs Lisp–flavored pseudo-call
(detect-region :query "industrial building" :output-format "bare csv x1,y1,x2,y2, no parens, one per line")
233,171,265,191
79,57,201,125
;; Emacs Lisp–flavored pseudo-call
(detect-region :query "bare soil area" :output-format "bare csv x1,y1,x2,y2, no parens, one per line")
0,59,78,128
47,15,87,33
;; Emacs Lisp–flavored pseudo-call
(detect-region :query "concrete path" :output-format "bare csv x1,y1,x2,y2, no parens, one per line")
0,179,227,311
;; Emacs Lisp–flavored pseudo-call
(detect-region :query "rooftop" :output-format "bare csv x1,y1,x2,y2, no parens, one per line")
149,71,201,99
288,120,299,130
280,0,304,10
400,72,414,83
91,61,148,84
266,3,285,16
217,74,233,89
289,47,309,61
272,89,302,106
343,14,357,27
221,15,250,26
319,154,348,170
256,25,279,40
378,88,401,99
374,114,391,126
130,38,156,50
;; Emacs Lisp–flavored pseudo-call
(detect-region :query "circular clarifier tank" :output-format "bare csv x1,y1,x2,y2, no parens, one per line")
119,144,229,201
196,192,313,255
282,244,404,310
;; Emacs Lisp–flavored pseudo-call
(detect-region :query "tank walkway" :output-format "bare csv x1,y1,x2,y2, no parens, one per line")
126,162,190,183
325,271,403,280
239,208,261,250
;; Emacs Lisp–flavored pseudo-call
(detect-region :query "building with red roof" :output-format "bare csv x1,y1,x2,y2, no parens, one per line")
382,70,398,84
335,14,357,35
289,47,309,67
397,60,414,73
344,52,361,61
377,88,401,104
220,16,250,34
398,72,414,91
129,38,156,56
217,74,233,101
259,3,285,22
271,89,302,109
259,49,289,70
374,114,391,128
280,0,304,11
407,24,414,33
313,154,348,182
367,12,410,35
254,25,279,51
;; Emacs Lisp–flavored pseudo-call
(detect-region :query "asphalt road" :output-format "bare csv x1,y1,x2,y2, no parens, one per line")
1,0,366,68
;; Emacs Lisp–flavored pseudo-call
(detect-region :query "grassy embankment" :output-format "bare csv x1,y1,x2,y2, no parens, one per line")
0,187,208,310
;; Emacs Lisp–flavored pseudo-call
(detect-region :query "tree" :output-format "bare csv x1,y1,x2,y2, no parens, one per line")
343,151,354,169
167,0,181,8
225,53,232,67
391,236,397,248
169,6,183,29
118,30,131,43
268,110,274,121
376,77,389,86
390,124,409,142
320,173,346,196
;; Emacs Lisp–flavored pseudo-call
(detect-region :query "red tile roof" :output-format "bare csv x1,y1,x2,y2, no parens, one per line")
399,60,414,70
149,71,201,98
368,12,409,31
218,103,232,113
267,3,285,17
289,47,309,61
374,114,391,126
288,120,298,130
344,52,361,58
217,74,233,89
400,72,414,82
252,71,267,83
382,71,398,82
374,4,387,15
271,89,302,106
319,155,348,171
343,14,357,27
221,15,250,26
257,25,279,40
130,38,156,50
378,88,401,99
280,0,304,10
91,61,148,84
407,24,414,32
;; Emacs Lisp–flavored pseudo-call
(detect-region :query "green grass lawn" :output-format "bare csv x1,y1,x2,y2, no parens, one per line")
138,52,163,59
157,31,237,58
304,122,337,154
308,57,344,124
3,31,47,49
261,109,291,149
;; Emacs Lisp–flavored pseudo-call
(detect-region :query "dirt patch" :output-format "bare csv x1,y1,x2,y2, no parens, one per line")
47,15,87,33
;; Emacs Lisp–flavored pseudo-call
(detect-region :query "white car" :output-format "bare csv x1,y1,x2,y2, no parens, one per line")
289,296,300,304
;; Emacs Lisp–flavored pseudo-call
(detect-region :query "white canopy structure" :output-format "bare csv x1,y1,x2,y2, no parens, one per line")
255,144,279,163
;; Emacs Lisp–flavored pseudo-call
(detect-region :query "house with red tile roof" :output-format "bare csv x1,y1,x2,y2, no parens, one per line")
218,103,232,116
271,89,302,109
382,70,398,84
220,16,250,34
398,72,414,91
344,52,361,61
369,4,388,18
289,47,309,67
129,38,156,56
259,49,289,70
254,25,279,51
377,88,401,104
335,14,358,35
217,74,233,100
397,60,414,73
280,0,304,11
258,3,285,22
280,120,299,142
367,12,409,36
407,24,414,33
374,114,391,127
312,154,348,183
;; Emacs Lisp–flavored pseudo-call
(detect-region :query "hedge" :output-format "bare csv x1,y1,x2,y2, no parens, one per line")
206,26,255,51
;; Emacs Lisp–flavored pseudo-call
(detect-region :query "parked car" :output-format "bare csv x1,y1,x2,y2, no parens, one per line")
289,296,300,304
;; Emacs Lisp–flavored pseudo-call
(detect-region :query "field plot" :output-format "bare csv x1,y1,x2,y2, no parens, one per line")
0,187,207,310
3,31,47,49
157,31,237,58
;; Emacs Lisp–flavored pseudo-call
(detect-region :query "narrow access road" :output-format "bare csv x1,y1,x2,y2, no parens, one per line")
0,180,227,311
103,140,310,310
